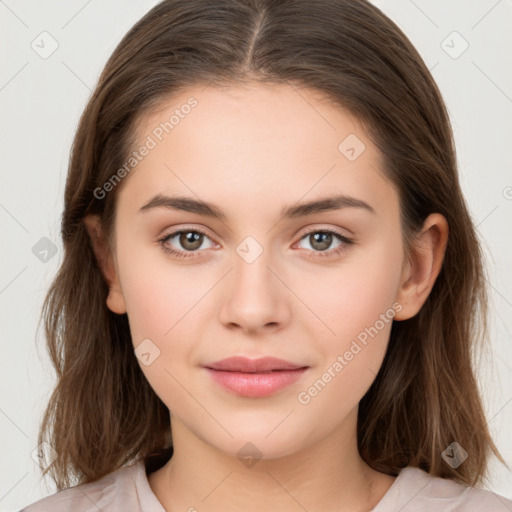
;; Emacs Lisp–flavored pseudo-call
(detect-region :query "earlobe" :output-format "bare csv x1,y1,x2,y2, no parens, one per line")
394,213,449,321
84,214,127,315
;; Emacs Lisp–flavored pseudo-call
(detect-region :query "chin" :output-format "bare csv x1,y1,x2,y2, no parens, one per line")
198,424,314,463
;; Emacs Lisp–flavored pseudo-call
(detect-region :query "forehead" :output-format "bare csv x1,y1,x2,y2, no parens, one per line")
135,81,365,155
117,82,396,221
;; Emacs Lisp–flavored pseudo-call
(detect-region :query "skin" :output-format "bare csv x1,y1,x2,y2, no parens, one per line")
85,82,448,512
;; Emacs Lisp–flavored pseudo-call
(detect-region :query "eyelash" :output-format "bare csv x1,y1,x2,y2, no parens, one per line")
157,227,354,260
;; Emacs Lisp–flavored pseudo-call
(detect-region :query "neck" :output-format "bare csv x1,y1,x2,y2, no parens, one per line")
148,409,395,512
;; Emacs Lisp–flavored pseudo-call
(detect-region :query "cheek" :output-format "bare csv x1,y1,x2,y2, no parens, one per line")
119,267,204,410
296,234,403,402
116,235,208,343
304,235,403,347
115,244,215,400
295,293,396,422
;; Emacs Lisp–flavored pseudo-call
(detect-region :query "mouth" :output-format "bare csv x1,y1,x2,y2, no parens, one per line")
204,356,307,372
203,356,309,397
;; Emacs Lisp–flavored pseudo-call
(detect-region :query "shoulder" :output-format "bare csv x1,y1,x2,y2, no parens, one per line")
374,466,512,512
19,460,161,512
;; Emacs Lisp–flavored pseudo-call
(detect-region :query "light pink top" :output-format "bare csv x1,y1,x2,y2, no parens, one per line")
21,460,512,511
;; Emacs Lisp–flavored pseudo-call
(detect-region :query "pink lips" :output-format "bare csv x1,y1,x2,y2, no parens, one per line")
203,356,309,398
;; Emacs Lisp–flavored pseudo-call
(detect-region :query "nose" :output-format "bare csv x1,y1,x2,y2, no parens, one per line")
217,243,290,334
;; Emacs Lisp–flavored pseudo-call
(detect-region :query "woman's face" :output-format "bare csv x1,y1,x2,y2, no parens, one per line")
104,82,410,459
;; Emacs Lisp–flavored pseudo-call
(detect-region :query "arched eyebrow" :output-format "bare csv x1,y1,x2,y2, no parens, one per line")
138,193,376,220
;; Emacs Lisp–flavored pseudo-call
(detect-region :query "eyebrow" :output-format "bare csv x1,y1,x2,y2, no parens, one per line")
138,193,376,220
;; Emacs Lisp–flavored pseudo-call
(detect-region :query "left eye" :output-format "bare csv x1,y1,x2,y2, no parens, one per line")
294,229,353,258
157,228,353,259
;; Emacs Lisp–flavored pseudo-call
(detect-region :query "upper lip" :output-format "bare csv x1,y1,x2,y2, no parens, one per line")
204,356,307,373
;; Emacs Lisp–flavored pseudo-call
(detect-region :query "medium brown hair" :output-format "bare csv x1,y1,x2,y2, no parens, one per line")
37,0,503,490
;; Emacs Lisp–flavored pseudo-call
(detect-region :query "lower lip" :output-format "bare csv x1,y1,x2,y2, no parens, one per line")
205,368,308,397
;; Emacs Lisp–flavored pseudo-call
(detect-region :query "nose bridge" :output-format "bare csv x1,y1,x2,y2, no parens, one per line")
232,233,276,295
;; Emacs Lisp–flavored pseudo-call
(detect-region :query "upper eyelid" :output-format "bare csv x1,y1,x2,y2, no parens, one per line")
295,225,352,239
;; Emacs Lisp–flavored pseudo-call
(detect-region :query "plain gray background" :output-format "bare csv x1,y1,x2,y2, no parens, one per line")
1,1,511,510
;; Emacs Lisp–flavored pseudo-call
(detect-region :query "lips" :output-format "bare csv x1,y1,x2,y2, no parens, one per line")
203,356,307,373
203,356,309,397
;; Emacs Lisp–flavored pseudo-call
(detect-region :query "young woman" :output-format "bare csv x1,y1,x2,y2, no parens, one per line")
22,0,512,510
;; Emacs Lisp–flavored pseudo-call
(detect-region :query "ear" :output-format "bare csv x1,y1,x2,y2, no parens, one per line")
84,214,127,315
394,213,449,321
